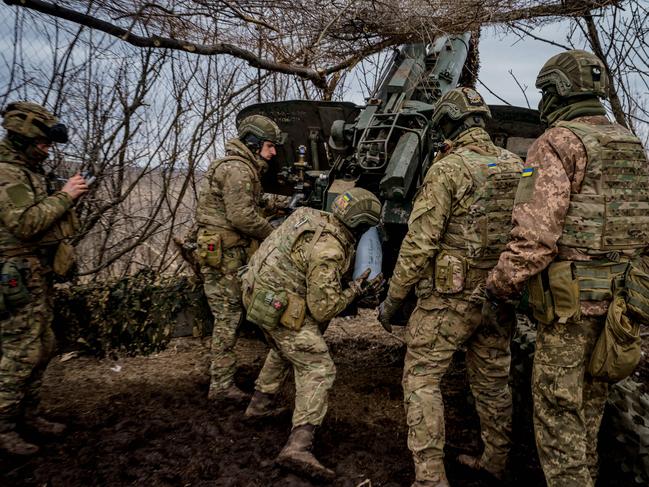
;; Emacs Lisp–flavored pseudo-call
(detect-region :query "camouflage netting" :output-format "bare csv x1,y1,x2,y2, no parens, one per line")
52,269,213,356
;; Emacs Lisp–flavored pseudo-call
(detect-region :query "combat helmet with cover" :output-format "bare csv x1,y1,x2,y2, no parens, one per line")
430,87,491,141
238,114,284,146
2,101,68,143
331,187,381,230
430,87,491,127
536,50,608,98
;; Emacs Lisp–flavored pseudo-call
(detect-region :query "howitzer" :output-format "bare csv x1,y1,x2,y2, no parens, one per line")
241,33,543,315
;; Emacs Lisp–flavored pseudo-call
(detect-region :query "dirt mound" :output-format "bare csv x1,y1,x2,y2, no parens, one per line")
0,311,644,486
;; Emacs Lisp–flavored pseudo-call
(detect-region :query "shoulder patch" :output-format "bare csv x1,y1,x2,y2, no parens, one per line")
522,167,535,177
5,182,33,207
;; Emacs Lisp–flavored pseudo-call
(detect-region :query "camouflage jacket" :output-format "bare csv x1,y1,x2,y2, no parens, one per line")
243,207,356,323
195,138,273,247
388,127,522,302
0,138,75,261
487,115,648,313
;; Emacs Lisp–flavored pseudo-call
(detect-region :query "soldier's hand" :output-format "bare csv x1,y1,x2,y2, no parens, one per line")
357,273,386,308
349,268,371,297
378,295,403,333
61,174,89,200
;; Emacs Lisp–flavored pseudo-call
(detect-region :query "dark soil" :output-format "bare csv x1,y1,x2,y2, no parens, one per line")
0,312,644,487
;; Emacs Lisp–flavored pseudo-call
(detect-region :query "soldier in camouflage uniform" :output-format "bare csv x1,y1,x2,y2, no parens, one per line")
194,115,283,402
241,188,383,480
0,102,88,455
487,50,649,487
379,88,524,487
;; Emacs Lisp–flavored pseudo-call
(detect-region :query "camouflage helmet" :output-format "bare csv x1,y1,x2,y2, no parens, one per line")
1,101,68,143
430,87,491,127
237,114,283,145
331,187,381,229
536,50,608,98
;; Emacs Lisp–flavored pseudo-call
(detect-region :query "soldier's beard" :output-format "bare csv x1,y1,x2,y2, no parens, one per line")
24,143,49,164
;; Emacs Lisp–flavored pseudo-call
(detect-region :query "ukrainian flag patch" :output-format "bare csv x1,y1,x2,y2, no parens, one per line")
522,167,535,177
487,162,497,167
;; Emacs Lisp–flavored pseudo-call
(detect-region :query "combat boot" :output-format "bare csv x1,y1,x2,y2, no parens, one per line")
457,454,504,481
24,415,67,436
411,472,450,487
244,391,287,419
0,430,39,455
207,383,249,403
276,424,335,480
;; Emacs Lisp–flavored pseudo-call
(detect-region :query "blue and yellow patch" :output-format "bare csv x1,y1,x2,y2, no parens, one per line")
487,162,497,167
522,167,535,177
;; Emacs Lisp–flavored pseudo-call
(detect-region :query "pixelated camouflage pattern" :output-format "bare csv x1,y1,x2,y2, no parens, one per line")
201,246,247,391
388,127,522,301
533,315,608,486
195,138,273,245
244,208,356,426
403,295,515,481
487,115,649,302
244,207,356,323
555,120,649,252
487,115,647,486
254,317,335,426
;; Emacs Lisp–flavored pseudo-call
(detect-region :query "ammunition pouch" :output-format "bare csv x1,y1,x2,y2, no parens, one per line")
529,260,629,325
245,287,287,330
625,254,649,325
279,291,307,331
196,230,223,268
588,292,641,382
0,260,31,312
434,252,466,294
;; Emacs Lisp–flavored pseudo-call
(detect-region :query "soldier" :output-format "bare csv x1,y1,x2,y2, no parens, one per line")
379,88,524,487
486,50,649,487
241,188,383,480
194,115,283,402
0,101,88,455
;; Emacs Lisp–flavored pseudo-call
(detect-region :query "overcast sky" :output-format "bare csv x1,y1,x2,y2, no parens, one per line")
479,22,569,109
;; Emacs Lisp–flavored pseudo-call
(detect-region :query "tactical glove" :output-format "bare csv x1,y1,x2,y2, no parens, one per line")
357,273,386,308
378,295,403,333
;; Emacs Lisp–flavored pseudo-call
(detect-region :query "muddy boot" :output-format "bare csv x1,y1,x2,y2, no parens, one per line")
24,415,67,436
244,391,287,419
0,430,39,455
457,454,504,481
276,424,335,480
411,472,450,487
208,383,249,403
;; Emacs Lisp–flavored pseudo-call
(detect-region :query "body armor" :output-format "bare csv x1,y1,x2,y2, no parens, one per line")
243,207,354,302
440,147,522,264
556,120,649,254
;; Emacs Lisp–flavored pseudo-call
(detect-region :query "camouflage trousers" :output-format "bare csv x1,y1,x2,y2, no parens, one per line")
201,246,247,392
254,317,335,427
533,314,609,487
0,261,56,432
402,295,515,481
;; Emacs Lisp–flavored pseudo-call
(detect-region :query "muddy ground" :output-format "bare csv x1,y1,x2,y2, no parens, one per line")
0,311,645,487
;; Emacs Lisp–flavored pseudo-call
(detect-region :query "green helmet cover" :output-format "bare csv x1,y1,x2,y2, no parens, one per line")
238,114,284,145
536,50,608,98
1,101,67,142
431,87,491,127
331,187,381,229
